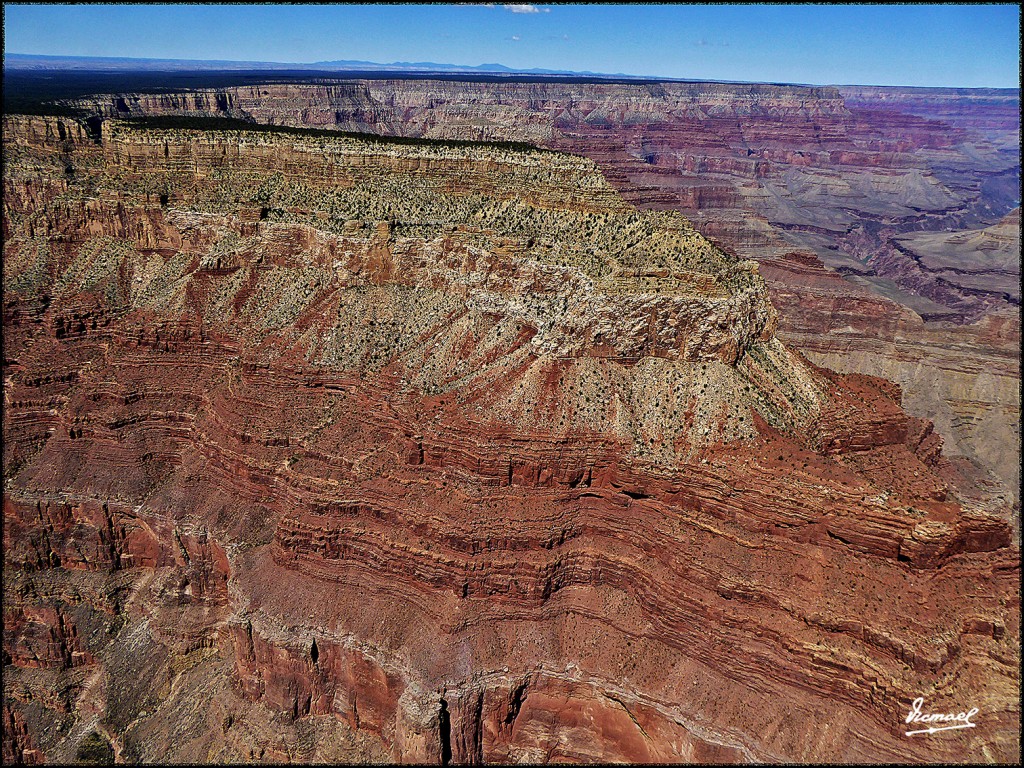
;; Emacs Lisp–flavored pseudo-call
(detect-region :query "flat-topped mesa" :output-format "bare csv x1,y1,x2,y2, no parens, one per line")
98,120,626,213
25,119,777,367
0,116,965,463
3,113,1019,764
2,115,821,466
57,79,1021,511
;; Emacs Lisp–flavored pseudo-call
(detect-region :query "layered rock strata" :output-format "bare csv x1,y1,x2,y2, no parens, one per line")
2,115,1020,763
65,78,1021,514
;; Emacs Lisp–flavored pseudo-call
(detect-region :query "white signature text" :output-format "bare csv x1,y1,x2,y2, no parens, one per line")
905,697,978,736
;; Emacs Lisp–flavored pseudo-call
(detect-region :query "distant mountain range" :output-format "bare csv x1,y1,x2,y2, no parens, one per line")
3,53,639,79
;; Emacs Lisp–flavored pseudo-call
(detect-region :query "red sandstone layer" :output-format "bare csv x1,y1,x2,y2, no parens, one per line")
2,115,1020,764
63,78,1021,515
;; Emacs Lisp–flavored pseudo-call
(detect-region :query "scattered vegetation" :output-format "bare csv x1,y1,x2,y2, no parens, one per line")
3,85,818,465
75,731,114,764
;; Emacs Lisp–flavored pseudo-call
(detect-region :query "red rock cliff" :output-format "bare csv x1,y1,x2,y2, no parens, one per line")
68,79,1022,518
2,115,1019,763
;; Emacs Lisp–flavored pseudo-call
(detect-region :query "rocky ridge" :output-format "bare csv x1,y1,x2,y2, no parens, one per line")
64,78,1021,514
2,114,1020,763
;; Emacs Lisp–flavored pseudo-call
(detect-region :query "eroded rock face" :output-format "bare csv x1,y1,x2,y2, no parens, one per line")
67,78,1021,513
2,115,1020,763
3,703,44,765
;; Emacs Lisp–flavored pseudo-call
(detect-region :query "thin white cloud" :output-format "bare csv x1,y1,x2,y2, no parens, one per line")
504,4,546,13
511,35,521,41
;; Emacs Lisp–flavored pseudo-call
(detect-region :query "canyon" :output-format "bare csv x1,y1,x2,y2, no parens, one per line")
67,78,1020,515
2,75,1020,765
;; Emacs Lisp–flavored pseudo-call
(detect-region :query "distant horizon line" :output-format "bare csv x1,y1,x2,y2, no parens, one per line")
4,52,1020,92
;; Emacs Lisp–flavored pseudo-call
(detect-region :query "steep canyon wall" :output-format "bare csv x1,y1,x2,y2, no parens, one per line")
67,79,1021,512
2,114,1019,763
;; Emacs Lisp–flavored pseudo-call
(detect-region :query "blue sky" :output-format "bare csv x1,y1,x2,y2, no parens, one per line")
3,3,1020,87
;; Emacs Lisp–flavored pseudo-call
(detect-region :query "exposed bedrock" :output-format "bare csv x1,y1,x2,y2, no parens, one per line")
2,115,1020,762
3,703,44,766
64,78,1022,514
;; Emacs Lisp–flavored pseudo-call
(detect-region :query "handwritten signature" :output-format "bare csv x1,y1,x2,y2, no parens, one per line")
905,697,979,736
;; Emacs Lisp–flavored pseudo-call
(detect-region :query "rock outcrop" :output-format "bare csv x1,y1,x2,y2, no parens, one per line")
2,114,1019,763
64,78,1022,516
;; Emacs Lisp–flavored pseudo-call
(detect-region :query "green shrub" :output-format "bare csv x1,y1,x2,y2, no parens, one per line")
75,731,114,765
